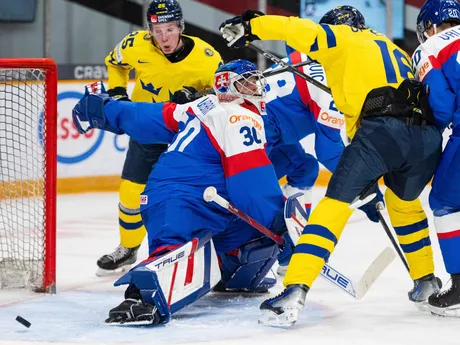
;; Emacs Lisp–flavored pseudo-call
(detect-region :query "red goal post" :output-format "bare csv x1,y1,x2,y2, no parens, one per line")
0,58,57,293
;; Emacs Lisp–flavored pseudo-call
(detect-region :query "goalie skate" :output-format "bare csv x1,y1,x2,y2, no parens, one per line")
105,298,161,326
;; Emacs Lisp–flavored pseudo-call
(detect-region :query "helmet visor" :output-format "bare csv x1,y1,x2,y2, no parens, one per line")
233,71,266,98
416,21,428,44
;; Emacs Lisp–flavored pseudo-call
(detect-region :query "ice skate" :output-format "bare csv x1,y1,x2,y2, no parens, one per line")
258,284,309,327
213,276,276,294
429,274,460,317
105,298,161,326
408,274,442,311
96,245,140,277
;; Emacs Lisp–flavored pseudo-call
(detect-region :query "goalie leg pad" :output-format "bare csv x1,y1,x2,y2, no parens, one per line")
219,237,279,292
113,231,221,323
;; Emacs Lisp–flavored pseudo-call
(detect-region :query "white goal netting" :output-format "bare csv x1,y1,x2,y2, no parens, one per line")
0,67,53,291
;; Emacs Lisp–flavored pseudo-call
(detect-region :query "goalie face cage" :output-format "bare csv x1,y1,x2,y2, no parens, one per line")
0,58,57,293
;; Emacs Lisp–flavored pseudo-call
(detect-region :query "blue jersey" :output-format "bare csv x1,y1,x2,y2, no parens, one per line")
103,95,284,229
413,26,460,131
413,25,460,275
264,51,345,172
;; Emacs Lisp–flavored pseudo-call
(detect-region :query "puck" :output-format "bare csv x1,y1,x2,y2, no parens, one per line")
16,316,31,328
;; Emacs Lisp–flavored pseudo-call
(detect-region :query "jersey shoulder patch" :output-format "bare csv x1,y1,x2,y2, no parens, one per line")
196,97,217,115
189,95,221,118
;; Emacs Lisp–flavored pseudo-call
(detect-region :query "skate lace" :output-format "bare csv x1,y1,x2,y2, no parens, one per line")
437,278,453,297
108,245,130,261
270,288,289,301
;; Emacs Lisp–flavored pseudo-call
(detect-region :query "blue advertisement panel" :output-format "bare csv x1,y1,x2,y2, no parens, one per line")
300,0,404,39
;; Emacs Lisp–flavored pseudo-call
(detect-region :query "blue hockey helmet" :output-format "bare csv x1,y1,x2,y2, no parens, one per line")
319,5,366,29
146,0,184,31
214,59,267,110
416,0,460,43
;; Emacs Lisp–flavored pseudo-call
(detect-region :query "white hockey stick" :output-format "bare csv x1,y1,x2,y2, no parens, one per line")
203,186,395,300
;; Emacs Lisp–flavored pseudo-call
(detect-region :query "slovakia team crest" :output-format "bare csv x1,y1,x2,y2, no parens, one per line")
215,72,229,93
259,101,266,112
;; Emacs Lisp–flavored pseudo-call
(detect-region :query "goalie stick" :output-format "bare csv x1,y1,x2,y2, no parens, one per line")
203,186,395,300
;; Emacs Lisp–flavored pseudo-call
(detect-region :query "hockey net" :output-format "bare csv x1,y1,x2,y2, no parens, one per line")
0,59,57,293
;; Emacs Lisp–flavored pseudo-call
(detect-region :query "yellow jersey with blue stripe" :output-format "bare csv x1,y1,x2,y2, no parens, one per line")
250,16,414,139
105,30,222,103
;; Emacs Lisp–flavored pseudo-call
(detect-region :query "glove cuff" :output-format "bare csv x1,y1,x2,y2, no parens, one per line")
108,87,131,102
242,10,264,42
241,10,265,21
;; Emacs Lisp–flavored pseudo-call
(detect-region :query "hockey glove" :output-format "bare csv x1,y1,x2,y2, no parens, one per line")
358,187,384,223
107,86,131,102
220,10,264,48
72,92,124,135
171,86,203,104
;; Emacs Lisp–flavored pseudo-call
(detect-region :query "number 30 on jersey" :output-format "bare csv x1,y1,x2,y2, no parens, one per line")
240,126,262,146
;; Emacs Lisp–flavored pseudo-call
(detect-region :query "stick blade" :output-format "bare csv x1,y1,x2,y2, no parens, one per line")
354,247,396,299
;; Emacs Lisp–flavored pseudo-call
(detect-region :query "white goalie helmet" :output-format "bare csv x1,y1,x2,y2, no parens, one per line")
213,59,267,113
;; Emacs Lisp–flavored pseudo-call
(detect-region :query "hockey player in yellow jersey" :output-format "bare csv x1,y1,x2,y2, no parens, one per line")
221,6,443,326
97,0,222,276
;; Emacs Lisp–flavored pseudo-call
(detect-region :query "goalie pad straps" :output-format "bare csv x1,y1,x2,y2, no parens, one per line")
114,231,221,323
219,236,278,291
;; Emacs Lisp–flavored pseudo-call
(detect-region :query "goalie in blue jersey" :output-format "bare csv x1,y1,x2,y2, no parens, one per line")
73,60,288,325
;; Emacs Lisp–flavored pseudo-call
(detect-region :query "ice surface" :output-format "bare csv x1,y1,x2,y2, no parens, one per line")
0,188,458,345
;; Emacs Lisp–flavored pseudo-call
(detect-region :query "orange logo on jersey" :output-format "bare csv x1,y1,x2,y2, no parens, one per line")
418,61,431,80
229,115,262,130
320,112,345,128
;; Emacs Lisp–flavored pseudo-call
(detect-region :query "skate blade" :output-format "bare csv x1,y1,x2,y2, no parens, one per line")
95,265,132,277
258,308,298,327
430,305,460,318
105,319,155,326
414,300,431,313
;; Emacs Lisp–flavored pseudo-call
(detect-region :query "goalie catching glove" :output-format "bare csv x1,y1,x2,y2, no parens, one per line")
219,10,264,48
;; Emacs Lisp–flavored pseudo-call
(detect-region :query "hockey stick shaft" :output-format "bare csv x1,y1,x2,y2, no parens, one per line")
203,186,284,245
376,201,410,273
203,186,393,299
248,43,332,94
191,60,316,100
263,60,316,78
